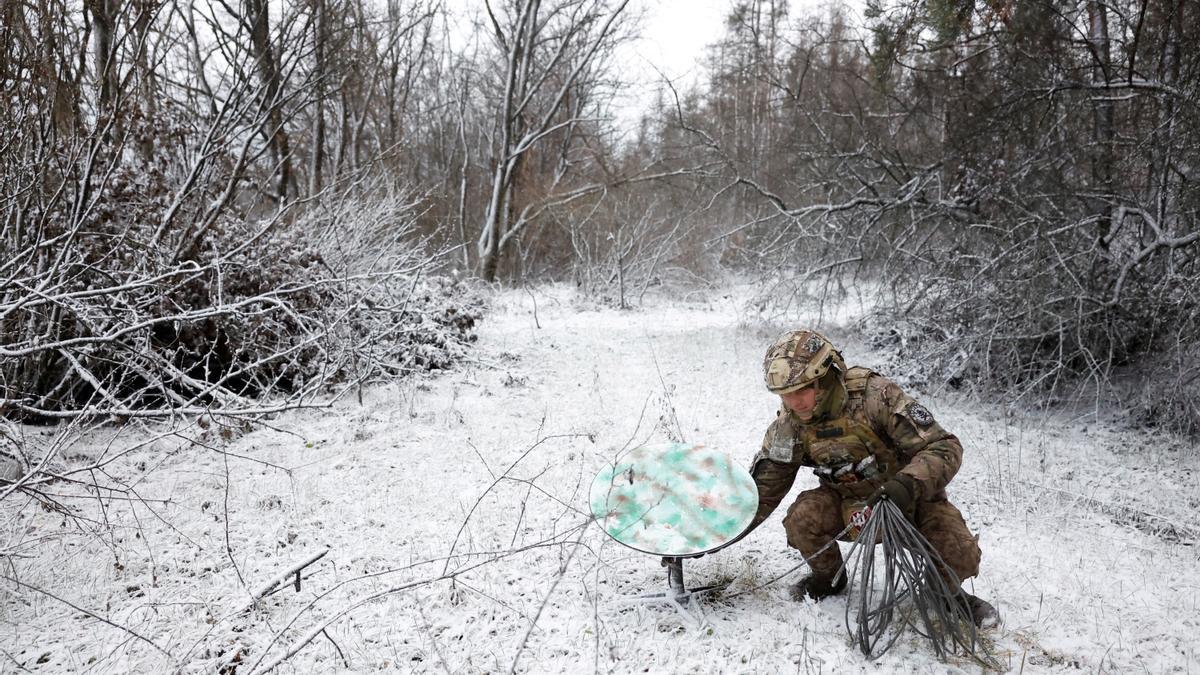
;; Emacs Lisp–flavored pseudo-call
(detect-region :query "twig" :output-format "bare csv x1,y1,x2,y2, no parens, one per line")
524,285,542,329
0,648,32,673
441,432,592,576
245,522,592,675
0,574,172,657
223,449,248,593
1031,482,1199,542
645,338,684,442
508,525,588,674
321,629,349,668
237,548,332,614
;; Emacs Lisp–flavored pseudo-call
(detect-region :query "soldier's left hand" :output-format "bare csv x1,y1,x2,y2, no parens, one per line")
871,474,918,522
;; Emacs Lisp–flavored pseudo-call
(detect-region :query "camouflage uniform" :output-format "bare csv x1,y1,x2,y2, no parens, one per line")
751,334,981,586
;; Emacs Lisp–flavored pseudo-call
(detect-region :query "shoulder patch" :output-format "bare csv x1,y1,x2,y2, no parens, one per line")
906,402,934,427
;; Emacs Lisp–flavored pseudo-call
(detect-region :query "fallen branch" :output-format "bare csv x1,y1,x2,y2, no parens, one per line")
238,547,332,615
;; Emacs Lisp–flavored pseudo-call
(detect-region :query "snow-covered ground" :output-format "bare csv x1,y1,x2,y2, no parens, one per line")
3,283,1199,674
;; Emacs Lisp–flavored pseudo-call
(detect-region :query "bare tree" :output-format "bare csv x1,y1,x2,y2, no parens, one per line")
650,0,1200,430
0,0,472,425
475,0,633,281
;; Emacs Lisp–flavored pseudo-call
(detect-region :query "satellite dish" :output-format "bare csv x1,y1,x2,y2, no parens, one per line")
589,441,758,619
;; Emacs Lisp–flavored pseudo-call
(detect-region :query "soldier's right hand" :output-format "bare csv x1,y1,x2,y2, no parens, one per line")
871,474,918,522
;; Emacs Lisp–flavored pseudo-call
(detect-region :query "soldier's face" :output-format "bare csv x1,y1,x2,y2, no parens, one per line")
780,385,818,421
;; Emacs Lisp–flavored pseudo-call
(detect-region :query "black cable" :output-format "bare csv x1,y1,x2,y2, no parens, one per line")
842,499,1001,670
722,520,857,599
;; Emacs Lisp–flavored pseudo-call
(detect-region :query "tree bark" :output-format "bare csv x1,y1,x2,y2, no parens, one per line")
85,0,118,116
309,0,327,196
246,0,295,204
1087,0,1114,249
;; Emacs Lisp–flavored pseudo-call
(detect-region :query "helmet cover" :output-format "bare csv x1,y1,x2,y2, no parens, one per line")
763,330,846,394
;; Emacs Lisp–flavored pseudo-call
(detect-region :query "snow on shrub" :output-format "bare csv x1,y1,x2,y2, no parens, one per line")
0,153,481,419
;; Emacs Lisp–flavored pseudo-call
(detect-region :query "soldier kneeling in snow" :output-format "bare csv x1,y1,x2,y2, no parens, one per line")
746,329,999,628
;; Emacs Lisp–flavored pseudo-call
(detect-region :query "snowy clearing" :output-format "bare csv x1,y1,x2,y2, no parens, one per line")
3,283,1199,674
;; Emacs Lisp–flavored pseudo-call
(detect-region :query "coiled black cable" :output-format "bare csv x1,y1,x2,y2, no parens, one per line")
842,499,1000,669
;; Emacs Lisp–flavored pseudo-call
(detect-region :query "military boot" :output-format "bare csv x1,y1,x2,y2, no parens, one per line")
789,572,847,602
960,593,1000,629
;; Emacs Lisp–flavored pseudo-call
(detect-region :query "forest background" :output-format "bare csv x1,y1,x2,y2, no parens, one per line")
4,0,1198,437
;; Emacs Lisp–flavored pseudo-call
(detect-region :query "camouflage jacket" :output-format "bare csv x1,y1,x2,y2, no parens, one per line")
748,367,963,531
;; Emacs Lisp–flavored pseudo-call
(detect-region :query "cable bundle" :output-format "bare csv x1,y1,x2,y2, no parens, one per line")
842,499,1000,669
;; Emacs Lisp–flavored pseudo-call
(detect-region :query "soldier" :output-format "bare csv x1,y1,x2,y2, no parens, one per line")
748,329,999,628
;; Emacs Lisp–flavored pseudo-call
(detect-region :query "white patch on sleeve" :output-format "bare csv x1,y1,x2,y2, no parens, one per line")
906,402,935,427
765,422,795,463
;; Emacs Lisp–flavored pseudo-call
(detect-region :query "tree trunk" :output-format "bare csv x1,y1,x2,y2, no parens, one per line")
1087,0,1114,249
246,0,294,204
85,0,118,116
478,0,536,283
309,0,326,196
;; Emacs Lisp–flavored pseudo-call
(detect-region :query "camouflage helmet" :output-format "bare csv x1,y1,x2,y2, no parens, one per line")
763,329,846,394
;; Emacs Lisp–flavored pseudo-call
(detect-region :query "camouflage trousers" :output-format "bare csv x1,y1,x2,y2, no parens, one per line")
782,484,981,584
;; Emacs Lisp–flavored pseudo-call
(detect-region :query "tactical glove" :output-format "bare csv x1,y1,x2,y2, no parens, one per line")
871,473,919,522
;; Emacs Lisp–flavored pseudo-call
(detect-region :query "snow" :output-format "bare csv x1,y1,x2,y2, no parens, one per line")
3,282,1199,673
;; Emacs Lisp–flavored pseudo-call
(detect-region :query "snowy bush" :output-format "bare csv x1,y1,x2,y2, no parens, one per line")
0,183,482,420
729,3,1200,436
1129,340,1200,438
